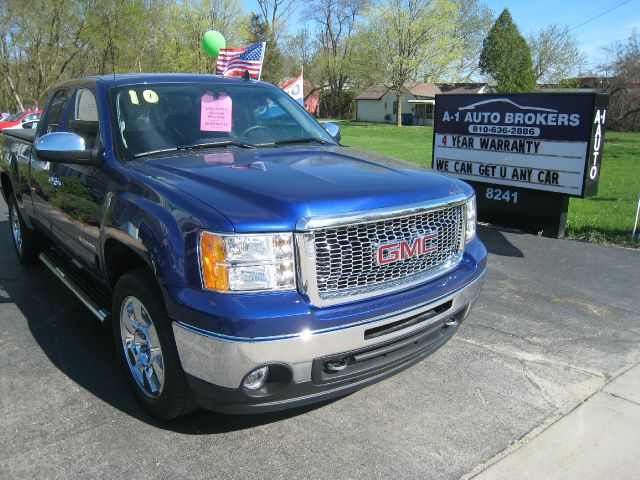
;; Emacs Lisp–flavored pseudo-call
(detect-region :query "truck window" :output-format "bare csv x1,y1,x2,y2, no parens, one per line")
114,83,334,159
66,88,100,148
41,90,69,134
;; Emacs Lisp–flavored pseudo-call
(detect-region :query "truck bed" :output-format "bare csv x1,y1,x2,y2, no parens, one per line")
2,128,36,143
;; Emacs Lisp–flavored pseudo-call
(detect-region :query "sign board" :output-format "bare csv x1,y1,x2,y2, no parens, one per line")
432,93,608,198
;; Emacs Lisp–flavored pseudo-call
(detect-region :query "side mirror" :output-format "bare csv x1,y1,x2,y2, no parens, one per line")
322,122,341,143
35,132,99,165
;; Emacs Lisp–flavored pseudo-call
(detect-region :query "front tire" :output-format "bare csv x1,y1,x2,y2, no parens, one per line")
7,193,45,265
112,268,196,419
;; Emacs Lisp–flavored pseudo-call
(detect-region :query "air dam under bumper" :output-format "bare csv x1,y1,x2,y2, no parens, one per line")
173,270,485,414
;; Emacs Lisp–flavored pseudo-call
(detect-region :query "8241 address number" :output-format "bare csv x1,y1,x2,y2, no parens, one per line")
485,187,519,204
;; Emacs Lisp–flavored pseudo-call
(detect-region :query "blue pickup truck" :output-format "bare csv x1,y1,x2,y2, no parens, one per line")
1,74,486,419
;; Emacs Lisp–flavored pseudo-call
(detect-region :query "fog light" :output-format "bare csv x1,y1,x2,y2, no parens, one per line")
325,358,349,372
243,366,269,390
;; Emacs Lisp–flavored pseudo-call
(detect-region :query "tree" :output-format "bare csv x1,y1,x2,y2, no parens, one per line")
285,27,318,71
0,0,251,110
244,0,294,83
528,24,585,83
596,31,640,131
479,8,536,92
305,0,368,117
362,0,459,125
245,13,285,83
255,0,293,42
158,0,247,74
450,0,493,81
0,0,91,109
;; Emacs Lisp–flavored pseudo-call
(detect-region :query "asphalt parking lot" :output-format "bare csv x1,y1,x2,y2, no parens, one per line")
1,193,639,480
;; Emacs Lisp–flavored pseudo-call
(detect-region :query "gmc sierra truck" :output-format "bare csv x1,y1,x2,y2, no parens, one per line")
1,74,486,419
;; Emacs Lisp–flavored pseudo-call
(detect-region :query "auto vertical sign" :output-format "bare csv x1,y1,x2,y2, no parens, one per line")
432,92,609,236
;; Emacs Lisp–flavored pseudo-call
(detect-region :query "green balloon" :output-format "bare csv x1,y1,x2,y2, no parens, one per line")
202,30,226,59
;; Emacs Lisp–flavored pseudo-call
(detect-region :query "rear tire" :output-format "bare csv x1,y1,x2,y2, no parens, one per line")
7,193,46,265
112,268,197,419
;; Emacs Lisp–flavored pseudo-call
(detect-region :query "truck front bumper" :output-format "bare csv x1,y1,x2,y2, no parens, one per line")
172,269,485,414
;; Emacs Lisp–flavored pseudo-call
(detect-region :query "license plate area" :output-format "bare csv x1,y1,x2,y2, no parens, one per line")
311,309,464,385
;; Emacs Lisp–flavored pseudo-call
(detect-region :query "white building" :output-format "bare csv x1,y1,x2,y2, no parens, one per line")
355,83,489,125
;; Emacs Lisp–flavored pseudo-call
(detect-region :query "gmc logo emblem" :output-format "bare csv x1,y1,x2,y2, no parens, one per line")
377,232,439,265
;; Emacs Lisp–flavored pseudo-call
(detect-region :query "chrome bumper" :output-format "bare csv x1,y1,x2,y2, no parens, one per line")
172,270,485,390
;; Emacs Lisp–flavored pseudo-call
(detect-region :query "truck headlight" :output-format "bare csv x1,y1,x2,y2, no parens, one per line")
465,195,476,243
199,232,296,292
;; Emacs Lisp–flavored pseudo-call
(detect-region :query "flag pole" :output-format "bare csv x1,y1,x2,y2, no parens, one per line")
257,42,266,81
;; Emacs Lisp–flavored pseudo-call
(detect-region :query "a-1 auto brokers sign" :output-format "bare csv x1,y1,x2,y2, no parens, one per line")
432,93,608,198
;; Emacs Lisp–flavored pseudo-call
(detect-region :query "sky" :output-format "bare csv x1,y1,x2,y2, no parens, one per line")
481,0,639,71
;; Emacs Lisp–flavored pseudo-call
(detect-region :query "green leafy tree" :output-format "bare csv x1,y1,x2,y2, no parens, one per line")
0,0,249,110
304,0,368,118
157,0,247,74
245,13,285,84
450,0,493,81
361,0,460,126
479,8,536,92
528,24,585,83
247,0,293,83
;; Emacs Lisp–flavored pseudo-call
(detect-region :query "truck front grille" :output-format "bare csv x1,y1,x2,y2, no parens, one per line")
297,200,466,307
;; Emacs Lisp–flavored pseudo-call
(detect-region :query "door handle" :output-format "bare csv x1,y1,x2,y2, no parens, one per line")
48,176,62,187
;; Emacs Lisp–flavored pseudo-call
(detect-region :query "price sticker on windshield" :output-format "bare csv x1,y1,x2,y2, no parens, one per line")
201,93,232,132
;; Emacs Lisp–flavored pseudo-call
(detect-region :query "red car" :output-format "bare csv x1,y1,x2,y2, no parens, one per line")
0,110,42,132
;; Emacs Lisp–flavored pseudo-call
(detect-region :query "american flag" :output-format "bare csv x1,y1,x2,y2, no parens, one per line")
216,42,265,80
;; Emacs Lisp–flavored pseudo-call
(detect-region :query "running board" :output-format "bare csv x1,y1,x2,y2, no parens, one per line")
39,251,111,323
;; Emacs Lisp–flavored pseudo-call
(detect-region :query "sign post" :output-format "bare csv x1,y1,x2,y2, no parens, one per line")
432,93,609,237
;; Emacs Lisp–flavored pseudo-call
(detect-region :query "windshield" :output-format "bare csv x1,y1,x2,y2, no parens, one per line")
113,82,335,159
5,112,25,122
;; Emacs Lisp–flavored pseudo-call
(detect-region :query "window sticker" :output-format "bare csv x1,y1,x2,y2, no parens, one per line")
201,93,232,132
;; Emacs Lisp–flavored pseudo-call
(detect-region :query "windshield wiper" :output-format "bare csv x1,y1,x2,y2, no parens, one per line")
263,137,329,146
178,140,256,150
134,147,178,159
133,140,256,159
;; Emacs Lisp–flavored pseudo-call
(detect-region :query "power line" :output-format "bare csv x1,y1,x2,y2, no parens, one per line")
567,0,634,33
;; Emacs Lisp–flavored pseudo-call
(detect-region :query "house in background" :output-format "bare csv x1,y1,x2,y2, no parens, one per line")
304,84,320,117
355,82,489,125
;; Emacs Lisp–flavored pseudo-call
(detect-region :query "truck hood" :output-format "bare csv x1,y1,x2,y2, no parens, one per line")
130,145,466,232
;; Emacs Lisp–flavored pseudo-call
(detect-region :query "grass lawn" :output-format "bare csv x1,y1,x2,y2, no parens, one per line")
337,121,640,247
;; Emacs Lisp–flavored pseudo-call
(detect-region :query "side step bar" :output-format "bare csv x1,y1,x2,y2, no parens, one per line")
39,251,111,323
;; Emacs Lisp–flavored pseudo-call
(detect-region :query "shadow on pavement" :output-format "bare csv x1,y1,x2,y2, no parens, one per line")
0,218,334,435
478,227,524,258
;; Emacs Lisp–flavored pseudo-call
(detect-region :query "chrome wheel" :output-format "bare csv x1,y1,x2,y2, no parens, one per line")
119,296,165,398
10,203,22,254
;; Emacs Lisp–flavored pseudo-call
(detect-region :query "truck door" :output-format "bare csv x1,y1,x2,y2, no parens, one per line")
32,86,108,273
30,88,70,233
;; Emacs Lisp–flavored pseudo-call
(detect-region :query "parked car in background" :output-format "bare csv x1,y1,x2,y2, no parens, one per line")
4,120,39,131
0,112,10,121
0,110,42,132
